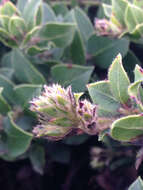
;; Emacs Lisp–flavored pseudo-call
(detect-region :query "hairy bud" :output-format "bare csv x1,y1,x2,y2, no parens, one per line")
95,18,123,37
30,84,98,140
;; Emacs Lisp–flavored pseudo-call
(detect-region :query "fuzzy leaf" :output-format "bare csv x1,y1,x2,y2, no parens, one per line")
17,0,28,13
52,2,68,16
51,64,94,92
0,68,14,79
41,2,56,24
72,7,94,42
9,16,27,37
22,0,41,30
131,23,143,39
11,49,46,84
123,51,141,81
38,23,75,47
134,65,143,82
0,88,11,115
0,28,18,48
3,112,33,158
108,54,130,104
125,3,143,33
14,84,42,108
128,80,143,110
87,35,129,69
111,115,143,141
22,26,40,46
102,3,112,18
87,80,120,115
128,177,143,190
111,0,128,26
70,30,86,65
64,7,94,42
0,2,18,16
0,15,10,31
29,144,45,175
0,74,15,104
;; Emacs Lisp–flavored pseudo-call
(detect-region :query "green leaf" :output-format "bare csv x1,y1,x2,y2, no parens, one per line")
41,2,56,24
51,64,94,92
29,144,45,175
134,65,143,82
17,0,28,13
14,84,42,108
108,54,130,104
1,52,12,68
0,67,14,79
22,26,40,46
22,0,41,30
87,80,120,115
35,5,42,26
0,28,18,48
16,115,34,131
111,0,128,26
128,80,143,110
128,80,142,97
38,22,75,47
128,21,143,39
73,7,94,42
65,7,94,43
0,15,10,31
3,112,33,158
125,3,143,33
52,2,68,17
0,2,18,16
27,45,50,56
111,115,143,141
87,35,129,68
9,16,27,37
0,74,15,104
102,3,112,18
11,49,46,84
70,30,86,64
0,88,11,115
128,177,143,190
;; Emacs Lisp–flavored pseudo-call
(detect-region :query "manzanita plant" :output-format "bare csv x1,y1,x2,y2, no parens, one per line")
0,0,143,188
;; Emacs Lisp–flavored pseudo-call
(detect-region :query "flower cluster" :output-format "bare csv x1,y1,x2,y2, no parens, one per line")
30,84,98,140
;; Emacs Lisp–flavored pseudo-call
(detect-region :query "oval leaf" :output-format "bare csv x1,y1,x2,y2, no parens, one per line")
11,49,46,84
108,54,130,104
111,115,143,141
3,112,33,158
38,22,75,48
51,64,94,92
14,84,42,108
87,35,129,68
87,80,120,115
